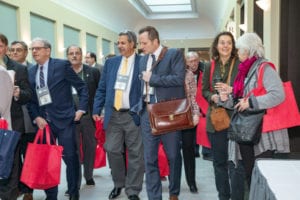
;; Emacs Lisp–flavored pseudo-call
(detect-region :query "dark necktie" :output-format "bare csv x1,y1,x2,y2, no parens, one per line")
151,54,156,67
40,65,45,88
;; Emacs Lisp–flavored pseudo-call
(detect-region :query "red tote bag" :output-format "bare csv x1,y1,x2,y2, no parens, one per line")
158,142,169,177
0,118,8,129
21,125,63,189
94,120,106,168
252,62,300,132
196,115,211,148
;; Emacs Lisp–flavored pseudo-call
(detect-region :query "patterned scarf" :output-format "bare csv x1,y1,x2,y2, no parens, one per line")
233,56,257,98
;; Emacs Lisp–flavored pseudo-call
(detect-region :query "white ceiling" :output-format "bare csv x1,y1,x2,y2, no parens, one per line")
50,0,230,40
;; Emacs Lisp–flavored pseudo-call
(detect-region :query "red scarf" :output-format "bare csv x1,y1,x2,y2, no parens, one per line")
233,56,257,98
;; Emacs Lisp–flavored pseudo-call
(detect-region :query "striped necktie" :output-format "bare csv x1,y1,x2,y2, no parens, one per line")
39,65,45,88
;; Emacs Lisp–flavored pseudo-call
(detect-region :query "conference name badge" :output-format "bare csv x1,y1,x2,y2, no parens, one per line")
114,75,129,91
36,86,52,106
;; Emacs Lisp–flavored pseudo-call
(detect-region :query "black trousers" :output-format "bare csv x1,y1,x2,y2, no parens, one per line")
181,127,197,187
19,132,36,194
239,144,274,187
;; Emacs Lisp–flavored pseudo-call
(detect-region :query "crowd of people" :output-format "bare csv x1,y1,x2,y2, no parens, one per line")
0,26,290,200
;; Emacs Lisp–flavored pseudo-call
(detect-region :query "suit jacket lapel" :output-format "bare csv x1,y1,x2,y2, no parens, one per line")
82,65,89,82
47,58,55,88
112,57,122,83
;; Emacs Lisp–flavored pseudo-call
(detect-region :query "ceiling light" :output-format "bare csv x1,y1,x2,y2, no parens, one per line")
256,0,270,11
149,5,192,12
144,0,190,6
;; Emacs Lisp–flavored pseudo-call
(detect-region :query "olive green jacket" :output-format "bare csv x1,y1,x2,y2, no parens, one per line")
202,58,239,133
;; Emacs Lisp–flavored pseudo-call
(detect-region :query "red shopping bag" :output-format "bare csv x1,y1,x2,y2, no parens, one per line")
196,115,211,148
94,144,106,168
158,142,169,177
94,120,106,168
0,118,8,129
20,125,63,189
196,71,209,115
251,62,300,132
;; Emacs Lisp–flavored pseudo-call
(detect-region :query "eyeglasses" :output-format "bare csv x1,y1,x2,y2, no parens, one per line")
10,48,26,53
29,47,47,51
68,52,81,56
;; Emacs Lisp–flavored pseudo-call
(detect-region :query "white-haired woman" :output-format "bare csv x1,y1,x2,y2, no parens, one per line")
219,32,290,188
0,61,13,130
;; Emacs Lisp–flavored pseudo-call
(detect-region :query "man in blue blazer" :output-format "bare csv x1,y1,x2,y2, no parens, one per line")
27,38,88,200
93,31,144,200
137,26,186,200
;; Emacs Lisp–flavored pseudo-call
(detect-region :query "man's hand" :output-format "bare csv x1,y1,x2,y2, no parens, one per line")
13,86,20,99
142,71,152,82
35,116,48,130
92,114,104,122
74,110,84,122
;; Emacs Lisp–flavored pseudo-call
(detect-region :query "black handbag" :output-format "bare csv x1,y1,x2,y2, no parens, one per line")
228,109,265,144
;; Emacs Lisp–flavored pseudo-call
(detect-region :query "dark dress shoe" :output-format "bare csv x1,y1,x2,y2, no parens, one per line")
189,184,198,193
86,178,95,186
23,193,33,200
69,194,79,200
109,187,122,199
128,194,140,200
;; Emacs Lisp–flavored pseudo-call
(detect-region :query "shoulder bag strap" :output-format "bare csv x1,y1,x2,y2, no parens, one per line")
226,57,236,85
209,58,235,92
150,46,168,71
257,62,276,89
209,60,215,92
146,47,169,103
244,62,275,98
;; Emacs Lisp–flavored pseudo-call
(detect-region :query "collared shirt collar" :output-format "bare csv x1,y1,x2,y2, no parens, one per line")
123,52,135,63
152,45,163,61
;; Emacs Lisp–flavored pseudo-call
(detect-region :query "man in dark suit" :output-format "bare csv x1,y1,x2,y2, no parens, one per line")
137,26,185,200
85,51,103,73
27,38,88,200
66,45,100,187
93,31,144,200
10,40,36,200
0,33,32,200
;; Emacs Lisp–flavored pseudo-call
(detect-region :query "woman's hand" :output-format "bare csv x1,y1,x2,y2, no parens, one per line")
211,94,219,104
234,98,250,112
219,93,229,102
215,82,233,94
193,115,199,126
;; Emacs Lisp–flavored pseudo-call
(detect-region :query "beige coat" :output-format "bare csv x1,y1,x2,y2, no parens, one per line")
0,65,13,130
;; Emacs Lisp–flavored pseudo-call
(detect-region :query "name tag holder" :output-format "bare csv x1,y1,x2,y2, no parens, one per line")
114,75,129,91
36,86,52,106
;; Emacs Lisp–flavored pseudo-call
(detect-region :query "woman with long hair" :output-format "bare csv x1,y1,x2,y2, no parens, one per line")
201,31,245,200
